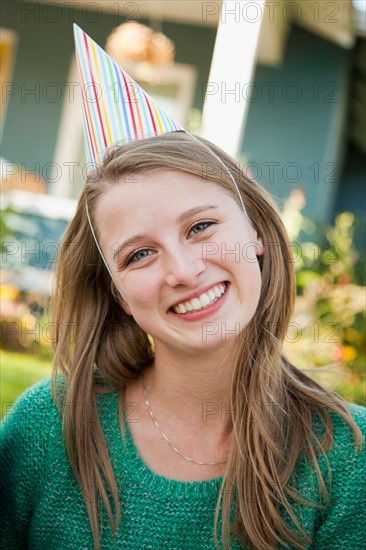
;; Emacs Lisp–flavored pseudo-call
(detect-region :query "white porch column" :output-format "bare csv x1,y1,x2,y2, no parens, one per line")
200,0,266,157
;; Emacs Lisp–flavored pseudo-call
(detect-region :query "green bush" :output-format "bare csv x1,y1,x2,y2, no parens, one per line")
282,191,365,405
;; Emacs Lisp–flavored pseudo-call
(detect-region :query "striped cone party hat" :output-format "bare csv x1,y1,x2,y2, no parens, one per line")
73,24,184,168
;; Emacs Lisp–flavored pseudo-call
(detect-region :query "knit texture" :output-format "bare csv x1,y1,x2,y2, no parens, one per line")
0,376,365,549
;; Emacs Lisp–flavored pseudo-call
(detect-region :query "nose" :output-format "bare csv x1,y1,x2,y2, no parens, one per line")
164,243,206,288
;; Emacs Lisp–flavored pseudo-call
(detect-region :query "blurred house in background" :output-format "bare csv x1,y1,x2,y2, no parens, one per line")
1,0,365,238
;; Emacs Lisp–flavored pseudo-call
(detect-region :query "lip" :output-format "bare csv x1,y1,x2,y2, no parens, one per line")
168,280,228,311
167,282,230,321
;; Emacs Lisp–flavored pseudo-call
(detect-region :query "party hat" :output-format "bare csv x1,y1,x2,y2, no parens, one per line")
73,24,184,168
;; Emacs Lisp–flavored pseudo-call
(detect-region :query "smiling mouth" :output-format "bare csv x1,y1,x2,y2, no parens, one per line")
169,281,228,315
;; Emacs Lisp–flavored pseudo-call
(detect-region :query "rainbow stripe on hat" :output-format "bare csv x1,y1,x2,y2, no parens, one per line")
73,24,184,167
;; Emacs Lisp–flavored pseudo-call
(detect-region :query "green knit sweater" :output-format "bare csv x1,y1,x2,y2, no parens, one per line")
1,376,365,549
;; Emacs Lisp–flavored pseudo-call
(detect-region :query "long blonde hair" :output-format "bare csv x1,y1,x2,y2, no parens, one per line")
50,132,363,550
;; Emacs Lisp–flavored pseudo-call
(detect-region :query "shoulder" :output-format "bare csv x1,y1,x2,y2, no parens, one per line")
303,401,365,480
308,403,366,547
327,401,365,482
288,402,366,548
293,401,365,506
1,375,62,433
316,402,365,461
0,376,63,472
329,401,366,432
0,377,65,545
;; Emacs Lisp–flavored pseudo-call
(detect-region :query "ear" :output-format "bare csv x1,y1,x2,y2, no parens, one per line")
118,296,132,316
111,282,132,315
256,235,264,257
250,226,264,257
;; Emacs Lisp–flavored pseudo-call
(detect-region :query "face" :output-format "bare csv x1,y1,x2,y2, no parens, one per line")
94,170,263,354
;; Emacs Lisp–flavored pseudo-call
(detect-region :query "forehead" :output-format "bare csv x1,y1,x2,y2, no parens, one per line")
97,169,240,215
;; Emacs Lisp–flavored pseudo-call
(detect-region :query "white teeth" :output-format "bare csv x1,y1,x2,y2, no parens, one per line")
207,289,216,300
200,293,211,307
172,283,227,314
213,286,221,298
191,298,202,310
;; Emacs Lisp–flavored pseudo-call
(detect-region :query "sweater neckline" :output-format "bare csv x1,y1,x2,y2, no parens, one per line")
117,402,224,497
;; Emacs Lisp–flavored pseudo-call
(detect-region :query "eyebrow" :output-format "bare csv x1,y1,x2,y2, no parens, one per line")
112,204,220,260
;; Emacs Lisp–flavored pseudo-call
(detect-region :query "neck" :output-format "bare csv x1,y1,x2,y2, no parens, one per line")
143,344,236,447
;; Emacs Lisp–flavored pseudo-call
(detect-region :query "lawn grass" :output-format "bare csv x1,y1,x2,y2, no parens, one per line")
0,349,52,419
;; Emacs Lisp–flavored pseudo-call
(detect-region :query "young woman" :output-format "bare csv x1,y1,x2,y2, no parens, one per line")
1,132,365,550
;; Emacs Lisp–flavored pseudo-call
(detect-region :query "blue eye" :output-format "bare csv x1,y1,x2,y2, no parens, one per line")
189,221,215,235
125,248,154,266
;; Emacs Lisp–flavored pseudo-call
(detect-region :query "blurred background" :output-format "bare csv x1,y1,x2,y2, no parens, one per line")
1,0,365,415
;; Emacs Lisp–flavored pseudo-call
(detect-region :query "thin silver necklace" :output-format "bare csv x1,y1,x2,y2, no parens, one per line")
141,372,227,466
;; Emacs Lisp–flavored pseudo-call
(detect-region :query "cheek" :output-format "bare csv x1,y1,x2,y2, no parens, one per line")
118,276,160,335
214,225,257,261
119,271,160,311
241,261,262,307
